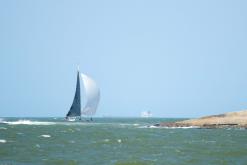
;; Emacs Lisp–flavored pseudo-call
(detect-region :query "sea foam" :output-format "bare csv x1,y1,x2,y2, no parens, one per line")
1,120,56,125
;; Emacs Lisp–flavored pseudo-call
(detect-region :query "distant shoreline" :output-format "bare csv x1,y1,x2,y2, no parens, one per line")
157,110,247,129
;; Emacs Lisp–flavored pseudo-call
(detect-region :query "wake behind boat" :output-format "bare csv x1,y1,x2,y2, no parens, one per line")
66,68,100,121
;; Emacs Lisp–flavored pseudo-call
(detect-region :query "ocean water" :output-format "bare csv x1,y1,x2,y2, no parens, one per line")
0,118,247,165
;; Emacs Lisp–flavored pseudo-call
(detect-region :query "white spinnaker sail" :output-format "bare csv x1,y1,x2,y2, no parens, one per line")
81,73,100,116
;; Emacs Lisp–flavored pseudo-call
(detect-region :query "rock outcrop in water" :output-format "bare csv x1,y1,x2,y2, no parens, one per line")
158,110,247,128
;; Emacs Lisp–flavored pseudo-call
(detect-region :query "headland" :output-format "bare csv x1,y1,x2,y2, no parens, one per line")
157,110,247,128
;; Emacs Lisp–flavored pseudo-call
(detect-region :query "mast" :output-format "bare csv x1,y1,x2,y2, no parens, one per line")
66,70,81,117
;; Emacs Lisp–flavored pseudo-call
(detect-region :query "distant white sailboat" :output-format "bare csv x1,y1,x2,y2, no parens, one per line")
141,111,152,118
66,68,100,121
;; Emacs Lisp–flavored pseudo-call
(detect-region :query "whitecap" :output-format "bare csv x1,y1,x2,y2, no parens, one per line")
16,132,24,135
148,125,159,128
138,125,159,128
0,127,7,130
119,123,137,126
0,139,7,143
139,125,199,129
117,139,122,143
2,120,56,125
104,139,110,142
40,135,51,138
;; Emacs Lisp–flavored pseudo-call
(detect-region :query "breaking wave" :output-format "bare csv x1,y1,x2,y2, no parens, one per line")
161,126,200,129
1,120,56,125
139,125,199,129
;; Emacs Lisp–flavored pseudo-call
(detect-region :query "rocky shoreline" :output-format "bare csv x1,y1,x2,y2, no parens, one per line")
156,110,247,129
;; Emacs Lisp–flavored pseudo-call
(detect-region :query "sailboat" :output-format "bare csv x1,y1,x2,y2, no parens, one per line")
66,69,100,121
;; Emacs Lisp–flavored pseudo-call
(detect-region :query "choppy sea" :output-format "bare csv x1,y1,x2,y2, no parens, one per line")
0,117,247,165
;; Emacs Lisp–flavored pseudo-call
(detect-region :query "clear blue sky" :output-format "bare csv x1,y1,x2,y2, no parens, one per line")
1,0,247,117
